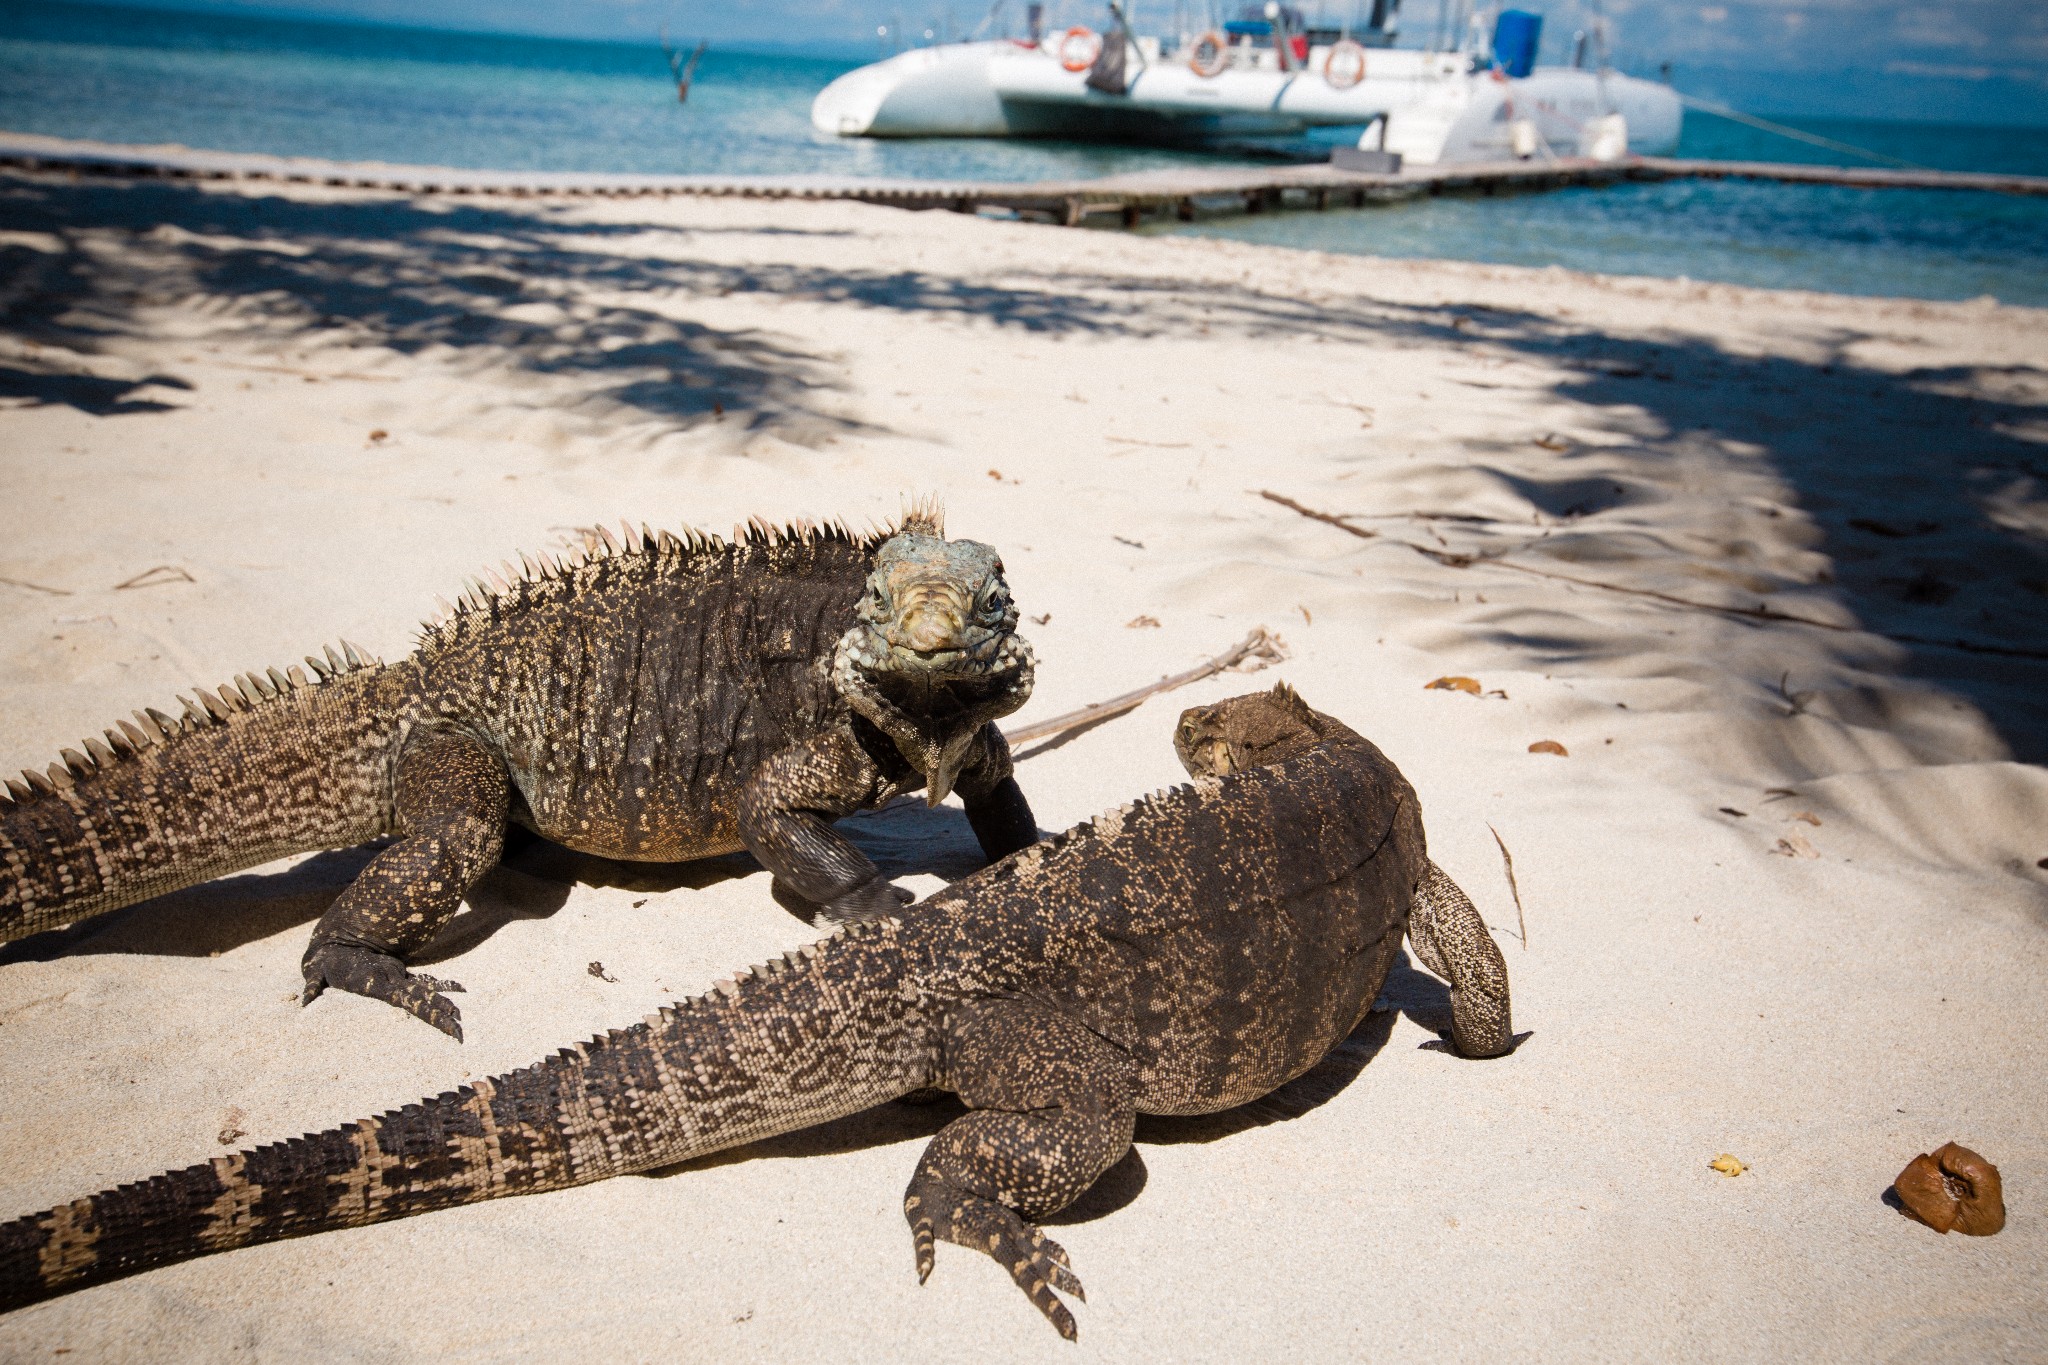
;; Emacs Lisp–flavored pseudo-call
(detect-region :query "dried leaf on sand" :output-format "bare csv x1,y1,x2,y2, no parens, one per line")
1893,1142,2005,1236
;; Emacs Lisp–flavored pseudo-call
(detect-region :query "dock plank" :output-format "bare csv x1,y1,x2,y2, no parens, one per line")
2,131,2041,224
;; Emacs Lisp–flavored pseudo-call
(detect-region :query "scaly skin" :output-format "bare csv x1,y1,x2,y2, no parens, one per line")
0,686,1513,1337
1173,683,1513,1058
0,508,1039,1039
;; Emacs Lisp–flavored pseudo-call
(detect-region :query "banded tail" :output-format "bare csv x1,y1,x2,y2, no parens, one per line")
0,646,400,945
0,916,932,1313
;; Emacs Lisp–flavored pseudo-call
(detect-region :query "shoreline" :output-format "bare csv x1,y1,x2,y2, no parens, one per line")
5,128,2043,221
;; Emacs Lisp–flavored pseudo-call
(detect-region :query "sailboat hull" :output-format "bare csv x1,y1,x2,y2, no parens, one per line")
810,40,1682,163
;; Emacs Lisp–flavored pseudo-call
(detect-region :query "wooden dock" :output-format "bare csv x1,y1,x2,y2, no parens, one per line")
3,130,2042,229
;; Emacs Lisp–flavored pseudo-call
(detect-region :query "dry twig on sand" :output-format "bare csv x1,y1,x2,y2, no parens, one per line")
1004,626,1288,746
114,565,195,591
0,575,70,596
1257,490,2048,662
1488,823,1528,950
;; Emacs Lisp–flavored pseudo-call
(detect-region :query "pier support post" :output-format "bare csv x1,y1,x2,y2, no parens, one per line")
1121,203,1141,228
1177,197,1195,222
1064,196,1085,227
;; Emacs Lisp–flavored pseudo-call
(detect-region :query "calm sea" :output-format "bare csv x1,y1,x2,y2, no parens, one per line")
3,0,2044,304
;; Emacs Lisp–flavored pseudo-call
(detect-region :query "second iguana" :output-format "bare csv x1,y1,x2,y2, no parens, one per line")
0,505,1039,1038
0,684,1512,1336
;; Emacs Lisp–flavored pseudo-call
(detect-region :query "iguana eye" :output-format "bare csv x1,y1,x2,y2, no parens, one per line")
977,587,1009,624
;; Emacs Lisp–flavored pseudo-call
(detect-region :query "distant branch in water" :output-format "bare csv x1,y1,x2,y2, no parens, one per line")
661,28,708,103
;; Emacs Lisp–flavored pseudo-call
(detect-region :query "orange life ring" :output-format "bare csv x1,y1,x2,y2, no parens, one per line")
1058,26,1101,72
1188,29,1228,78
1323,38,1367,90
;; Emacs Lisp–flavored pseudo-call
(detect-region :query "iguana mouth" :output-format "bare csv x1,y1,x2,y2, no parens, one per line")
833,629,1035,804
880,633,1012,674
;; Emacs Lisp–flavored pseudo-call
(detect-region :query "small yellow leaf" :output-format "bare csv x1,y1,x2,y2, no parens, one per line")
1125,615,1161,629
1426,676,1482,695
1527,740,1569,756
1789,810,1821,826
1709,1154,1747,1177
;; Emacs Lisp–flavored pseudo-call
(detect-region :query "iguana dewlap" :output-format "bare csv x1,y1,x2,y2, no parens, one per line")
0,685,1513,1337
0,507,1039,1038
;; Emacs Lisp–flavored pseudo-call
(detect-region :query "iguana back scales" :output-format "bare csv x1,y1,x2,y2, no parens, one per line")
0,507,1040,1038
0,685,1514,1338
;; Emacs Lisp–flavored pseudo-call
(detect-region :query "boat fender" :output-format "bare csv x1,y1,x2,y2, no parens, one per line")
1059,26,1103,72
1323,38,1367,89
1188,30,1229,78
1585,113,1629,161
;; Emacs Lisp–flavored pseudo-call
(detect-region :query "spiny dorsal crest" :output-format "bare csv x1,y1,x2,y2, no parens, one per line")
1268,679,1318,723
415,513,894,648
1,642,377,808
984,783,1205,884
629,921,888,1033
894,494,945,539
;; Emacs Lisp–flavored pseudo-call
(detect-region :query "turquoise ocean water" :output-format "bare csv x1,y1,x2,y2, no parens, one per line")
3,0,2044,303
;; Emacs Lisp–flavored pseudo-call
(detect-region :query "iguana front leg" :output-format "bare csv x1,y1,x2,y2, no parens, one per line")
1407,860,1514,1058
953,724,1040,862
905,1001,1138,1340
300,729,509,1040
739,728,908,921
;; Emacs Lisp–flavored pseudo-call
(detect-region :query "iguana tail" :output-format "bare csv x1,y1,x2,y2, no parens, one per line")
0,916,930,1312
0,647,402,945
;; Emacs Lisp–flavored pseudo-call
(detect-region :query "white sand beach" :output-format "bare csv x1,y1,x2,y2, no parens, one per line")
0,167,2043,1360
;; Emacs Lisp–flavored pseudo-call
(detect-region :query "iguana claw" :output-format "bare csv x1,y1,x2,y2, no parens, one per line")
905,1183,1084,1340
817,875,916,924
301,943,466,1041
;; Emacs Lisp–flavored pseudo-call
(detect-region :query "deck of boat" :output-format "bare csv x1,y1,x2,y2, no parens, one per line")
3,131,2042,227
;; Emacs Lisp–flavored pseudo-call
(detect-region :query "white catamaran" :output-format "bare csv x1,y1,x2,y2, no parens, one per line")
812,2,1681,164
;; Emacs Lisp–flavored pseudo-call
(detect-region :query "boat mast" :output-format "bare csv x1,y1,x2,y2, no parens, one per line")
1591,0,1611,113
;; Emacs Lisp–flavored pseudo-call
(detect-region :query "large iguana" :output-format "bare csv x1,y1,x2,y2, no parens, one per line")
0,507,1039,1039
0,684,1512,1336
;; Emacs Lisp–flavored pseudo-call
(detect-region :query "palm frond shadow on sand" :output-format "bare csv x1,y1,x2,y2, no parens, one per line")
6,169,2040,769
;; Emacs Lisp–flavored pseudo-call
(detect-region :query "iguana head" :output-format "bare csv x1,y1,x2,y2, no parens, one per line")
833,519,1034,805
1174,682,1328,778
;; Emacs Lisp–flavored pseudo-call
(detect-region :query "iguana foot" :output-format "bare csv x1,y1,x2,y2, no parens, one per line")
816,874,916,924
905,1178,1085,1340
301,943,466,1041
